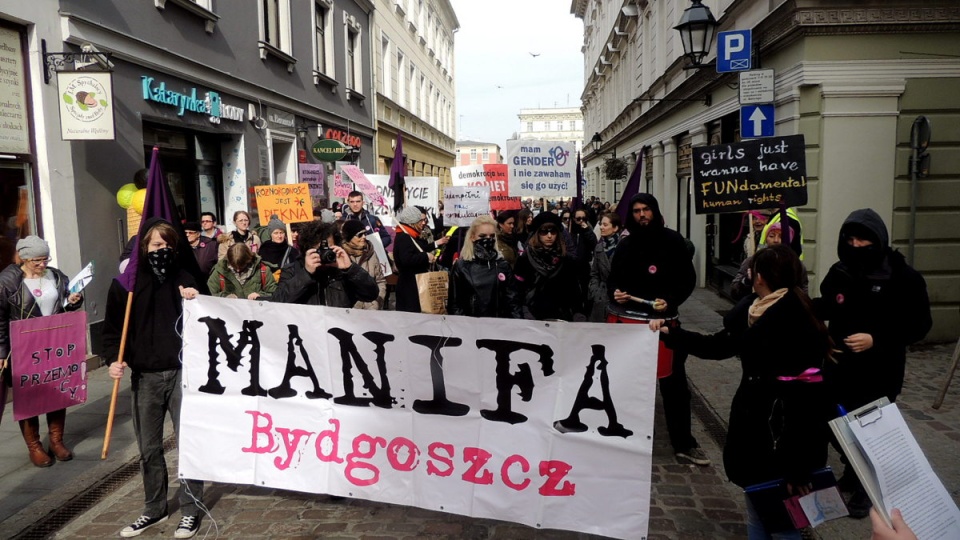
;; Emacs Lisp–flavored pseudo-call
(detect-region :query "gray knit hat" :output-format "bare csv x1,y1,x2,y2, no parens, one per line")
320,209,336,223
267,215,286,233
17,236,50,260
397,206,423,225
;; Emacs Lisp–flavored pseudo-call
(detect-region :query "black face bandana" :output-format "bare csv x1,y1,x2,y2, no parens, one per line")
474,237,498,260
147,247,175,283
839,241,885,274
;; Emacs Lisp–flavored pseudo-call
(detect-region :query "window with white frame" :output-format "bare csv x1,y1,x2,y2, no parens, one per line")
482,148,489,161
260,0,291,53
419,74,426,118
409,64,417,113
470,149,477,163
313,0,334,78
397,50,406,107
526,121,533,132
344,12,363,95
381,34,392,98
544,121,551,131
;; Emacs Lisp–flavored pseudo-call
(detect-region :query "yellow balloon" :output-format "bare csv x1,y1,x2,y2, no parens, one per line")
116,183,137,209
131,189,147,215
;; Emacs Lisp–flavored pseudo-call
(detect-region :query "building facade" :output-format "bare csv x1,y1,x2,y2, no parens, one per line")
372,0,458,191
517,107,584,152
4,0,377,344
574,0,960,340
455,140,502,166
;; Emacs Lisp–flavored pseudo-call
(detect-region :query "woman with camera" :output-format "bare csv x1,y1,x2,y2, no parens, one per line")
270,221,378,307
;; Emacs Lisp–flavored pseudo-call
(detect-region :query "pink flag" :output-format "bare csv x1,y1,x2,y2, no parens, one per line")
10,311,88,421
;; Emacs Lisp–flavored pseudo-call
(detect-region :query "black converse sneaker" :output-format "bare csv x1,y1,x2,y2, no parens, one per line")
174,515,201,539
120,514,168,537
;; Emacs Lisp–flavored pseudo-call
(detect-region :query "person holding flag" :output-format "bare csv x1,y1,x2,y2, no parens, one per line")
101,148,205,539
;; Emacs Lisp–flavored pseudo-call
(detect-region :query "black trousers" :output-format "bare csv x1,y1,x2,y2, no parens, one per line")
659,348,698,453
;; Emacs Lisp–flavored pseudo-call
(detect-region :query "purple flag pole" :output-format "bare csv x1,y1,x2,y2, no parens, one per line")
615,152,645,225
389,133,406,212
104,146,200,459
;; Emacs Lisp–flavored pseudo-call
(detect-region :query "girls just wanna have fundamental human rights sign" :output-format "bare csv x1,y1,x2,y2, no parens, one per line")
178,296,659,539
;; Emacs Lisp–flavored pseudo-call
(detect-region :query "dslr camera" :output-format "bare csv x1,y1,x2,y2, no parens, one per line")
316,246,338,264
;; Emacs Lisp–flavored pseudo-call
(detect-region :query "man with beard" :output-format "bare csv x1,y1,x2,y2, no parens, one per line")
607,193,706,466
818,208,931,517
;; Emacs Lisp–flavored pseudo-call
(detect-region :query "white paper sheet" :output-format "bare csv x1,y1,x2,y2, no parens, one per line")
849,404,960,539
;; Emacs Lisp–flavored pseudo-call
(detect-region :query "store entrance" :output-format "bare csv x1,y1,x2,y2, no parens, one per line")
704,111,745,299
143,124,225,223
0,161,35,271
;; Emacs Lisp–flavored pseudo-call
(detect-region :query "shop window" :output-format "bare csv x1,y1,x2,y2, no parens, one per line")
0,162,36,272
313,0,335,88
259,0,295,72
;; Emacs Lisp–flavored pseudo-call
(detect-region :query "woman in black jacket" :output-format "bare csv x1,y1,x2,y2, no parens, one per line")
514,212,584,321
652,245,833,539
393,206,435,313
0,236,83,467
448,216,521,318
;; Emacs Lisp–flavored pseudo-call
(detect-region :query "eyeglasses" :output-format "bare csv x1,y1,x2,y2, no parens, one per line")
26,257,51,264
538,228,558,236
201,219,213,223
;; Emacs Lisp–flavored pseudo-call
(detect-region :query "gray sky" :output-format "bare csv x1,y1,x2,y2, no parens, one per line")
449,0,584,149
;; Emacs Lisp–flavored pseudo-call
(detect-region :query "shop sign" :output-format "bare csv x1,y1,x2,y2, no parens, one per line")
0,27,30,153
141,76,244,124
311,139,347,162
57,72,115,140
265,109,294,130
324,127,362,149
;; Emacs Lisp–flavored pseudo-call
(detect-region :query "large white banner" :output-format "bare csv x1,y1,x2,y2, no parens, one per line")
506,140,577,197
180,296,658,539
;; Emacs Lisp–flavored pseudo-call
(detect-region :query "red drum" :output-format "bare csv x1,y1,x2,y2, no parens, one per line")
605,313,674,379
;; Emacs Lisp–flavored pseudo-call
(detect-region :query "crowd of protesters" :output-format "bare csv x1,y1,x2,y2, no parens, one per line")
0,188,932,540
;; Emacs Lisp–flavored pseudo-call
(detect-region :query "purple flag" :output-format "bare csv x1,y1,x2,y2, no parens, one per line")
116,146,200,292
615,153,645,226
389,133,406,212
570,152,584,212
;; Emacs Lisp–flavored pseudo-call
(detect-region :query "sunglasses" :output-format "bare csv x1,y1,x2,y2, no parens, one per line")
538,228,558,236
574,217,584,222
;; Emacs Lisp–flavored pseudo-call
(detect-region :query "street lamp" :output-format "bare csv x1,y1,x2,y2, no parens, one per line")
590,132,615,158
674,0,719,69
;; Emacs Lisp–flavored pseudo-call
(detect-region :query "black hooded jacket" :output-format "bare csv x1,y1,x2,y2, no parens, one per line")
607,194,696,318
102,217,196,372
816,208,931,406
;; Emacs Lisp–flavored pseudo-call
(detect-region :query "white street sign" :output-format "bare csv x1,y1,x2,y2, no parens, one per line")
739,69,775,105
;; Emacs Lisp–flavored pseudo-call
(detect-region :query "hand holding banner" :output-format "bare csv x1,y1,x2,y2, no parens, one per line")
254,183,315,224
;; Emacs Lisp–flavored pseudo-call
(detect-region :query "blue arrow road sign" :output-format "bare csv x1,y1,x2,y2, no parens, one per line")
717,30,752,73
740,104,775,138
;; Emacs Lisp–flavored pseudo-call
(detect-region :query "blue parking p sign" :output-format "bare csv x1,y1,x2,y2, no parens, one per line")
717,30,751,73
740,104,775,138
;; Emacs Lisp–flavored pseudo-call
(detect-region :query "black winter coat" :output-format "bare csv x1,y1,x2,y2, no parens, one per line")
270,257,379,308
662,291,832,488
817,250,930,407
513,253,584,321
447,257,521,318
394,231,433,313
607,226,696,319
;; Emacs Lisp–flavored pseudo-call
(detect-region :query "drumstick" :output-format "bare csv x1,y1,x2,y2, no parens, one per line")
628,296,659,308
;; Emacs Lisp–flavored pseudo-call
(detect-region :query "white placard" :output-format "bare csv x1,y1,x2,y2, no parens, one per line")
506,140,577,197
0,28,30,153
443,186,491,226
180,296,658,539
361,174,439,227
739,69,775,105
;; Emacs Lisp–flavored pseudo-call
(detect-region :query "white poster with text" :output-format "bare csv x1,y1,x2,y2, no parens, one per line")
506,140,577,197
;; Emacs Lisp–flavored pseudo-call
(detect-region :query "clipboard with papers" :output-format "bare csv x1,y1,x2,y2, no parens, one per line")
829,398,960,539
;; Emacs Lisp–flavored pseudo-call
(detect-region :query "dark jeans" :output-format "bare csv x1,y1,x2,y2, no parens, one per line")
131,369,203,518
659,348,698,453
